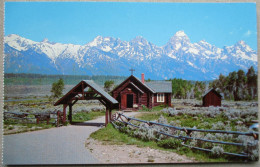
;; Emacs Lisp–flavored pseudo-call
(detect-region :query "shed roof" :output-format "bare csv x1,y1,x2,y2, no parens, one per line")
145,81,172,93
54,80,118,106
203,88,222,98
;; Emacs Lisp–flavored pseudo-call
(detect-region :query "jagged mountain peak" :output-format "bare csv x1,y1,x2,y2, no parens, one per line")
196,40,214,50
175,30,188,37
198,40,210,45
86,36,104,47
233,40,253,52
6,34,21,38
237,40,246,46
41,38,50,43
168,30,190,44
5,34,26,42
131,36,149,45
87,35,120,46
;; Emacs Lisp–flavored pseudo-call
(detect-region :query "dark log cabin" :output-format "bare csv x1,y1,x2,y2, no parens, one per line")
112,73,172,110
202,89,222,107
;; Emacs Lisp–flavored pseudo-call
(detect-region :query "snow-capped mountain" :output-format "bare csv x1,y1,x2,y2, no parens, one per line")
4,31,257,80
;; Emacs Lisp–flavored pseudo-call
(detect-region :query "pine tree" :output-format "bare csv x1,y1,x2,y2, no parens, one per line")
246,66,257,99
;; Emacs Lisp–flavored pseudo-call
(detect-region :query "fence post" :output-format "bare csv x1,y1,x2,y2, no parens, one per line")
57,111,60,127
36,117,39,124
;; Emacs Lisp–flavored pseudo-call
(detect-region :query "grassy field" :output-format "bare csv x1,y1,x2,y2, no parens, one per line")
72,111,106,122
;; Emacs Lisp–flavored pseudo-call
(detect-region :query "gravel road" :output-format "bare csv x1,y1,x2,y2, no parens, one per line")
3,111,141,165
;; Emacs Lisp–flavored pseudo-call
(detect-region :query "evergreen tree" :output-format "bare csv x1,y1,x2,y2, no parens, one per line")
246,66,257,99
104,80,115,92
50,78,65,98
209,67,257,101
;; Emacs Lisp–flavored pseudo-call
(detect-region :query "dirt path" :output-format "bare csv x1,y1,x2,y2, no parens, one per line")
86,138,196,163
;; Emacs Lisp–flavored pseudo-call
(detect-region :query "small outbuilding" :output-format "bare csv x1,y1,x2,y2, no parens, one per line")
202,89,222,107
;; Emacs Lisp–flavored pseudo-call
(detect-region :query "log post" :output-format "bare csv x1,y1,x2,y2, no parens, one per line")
57,111,60,127
109,109,112,122
63,104,67,124
105,108,109,126
68,104,72,123
46,118,49,125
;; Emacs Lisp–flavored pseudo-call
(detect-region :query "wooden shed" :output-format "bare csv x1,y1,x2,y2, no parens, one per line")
111,74,172,110
202,89,222,107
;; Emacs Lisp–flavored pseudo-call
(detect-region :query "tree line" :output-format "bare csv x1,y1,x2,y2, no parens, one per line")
4,73,126,86
210,66,257,101
168,78,207,99
168,66,257,101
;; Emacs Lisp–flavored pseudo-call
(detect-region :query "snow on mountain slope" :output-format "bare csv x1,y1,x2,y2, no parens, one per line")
4,31,257,80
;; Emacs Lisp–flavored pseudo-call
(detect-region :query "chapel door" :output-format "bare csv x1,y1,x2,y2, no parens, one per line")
121,94,127,109
127,94,133,108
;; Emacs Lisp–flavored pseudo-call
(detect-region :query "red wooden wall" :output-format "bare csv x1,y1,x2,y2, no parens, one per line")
203,91,221,107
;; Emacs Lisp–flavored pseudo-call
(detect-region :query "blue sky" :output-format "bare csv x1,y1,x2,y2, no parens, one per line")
5,2,257,50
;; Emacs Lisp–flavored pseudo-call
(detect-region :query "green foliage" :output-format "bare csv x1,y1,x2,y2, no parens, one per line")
90,123,147,145
209,66,257,101
157,138,182,149
170,78,206,99
104,80,115,92
104,80,114,88
141,105,150,111
50,78,65,98
72,111,105,122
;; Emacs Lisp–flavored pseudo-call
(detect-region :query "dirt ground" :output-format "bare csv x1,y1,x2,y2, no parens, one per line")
85,138,196,164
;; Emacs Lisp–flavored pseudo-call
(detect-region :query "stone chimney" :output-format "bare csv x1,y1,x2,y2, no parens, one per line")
141,73,145,84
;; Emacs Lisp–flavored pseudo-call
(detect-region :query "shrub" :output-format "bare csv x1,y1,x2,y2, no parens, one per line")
211,146,224,157
235,125,248,132
8,126,14,130
203,133,217,148
157,138,182,149
141,105,150,111
157,115,168,124
211,121,225,130
236,135,259,161
131,123,156,141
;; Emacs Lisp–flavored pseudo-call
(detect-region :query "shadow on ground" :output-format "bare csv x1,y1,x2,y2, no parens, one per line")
71,122,105,127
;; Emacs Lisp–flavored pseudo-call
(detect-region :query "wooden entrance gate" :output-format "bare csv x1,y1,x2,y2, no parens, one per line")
54,80,118,126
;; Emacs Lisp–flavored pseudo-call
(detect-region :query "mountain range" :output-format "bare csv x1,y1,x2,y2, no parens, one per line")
4,31,257,80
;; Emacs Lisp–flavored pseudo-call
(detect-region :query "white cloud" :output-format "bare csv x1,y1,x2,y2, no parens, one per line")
244,30,252,37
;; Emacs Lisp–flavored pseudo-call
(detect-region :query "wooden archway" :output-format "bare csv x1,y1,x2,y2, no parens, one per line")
54,80,118,126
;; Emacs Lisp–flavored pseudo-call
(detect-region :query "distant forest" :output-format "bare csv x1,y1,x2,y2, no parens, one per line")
167,66,257,101
4,73,127,86
210,66,257,101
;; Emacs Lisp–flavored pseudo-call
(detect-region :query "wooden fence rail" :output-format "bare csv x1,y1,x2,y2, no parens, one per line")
111,112,259,158
4,110,63,126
